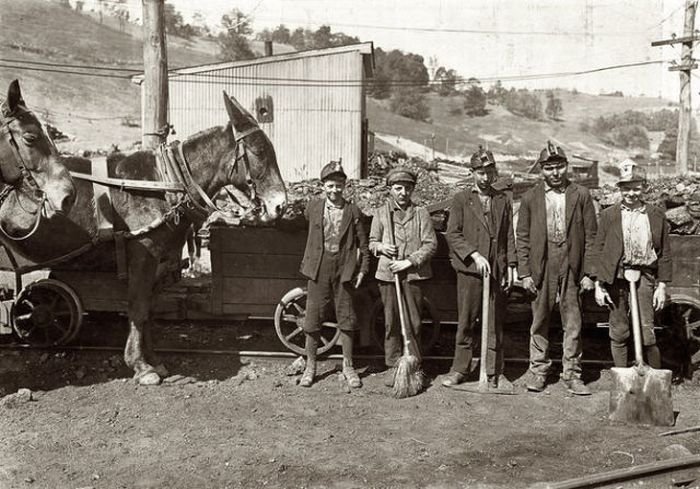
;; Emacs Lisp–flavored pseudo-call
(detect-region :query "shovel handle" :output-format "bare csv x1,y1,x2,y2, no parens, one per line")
388,205,411,354
479,268,490,385
627,275,645,368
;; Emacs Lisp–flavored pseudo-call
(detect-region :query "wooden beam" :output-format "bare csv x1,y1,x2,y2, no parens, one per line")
669,63,699,71
651,34,700,46
677,0,697,175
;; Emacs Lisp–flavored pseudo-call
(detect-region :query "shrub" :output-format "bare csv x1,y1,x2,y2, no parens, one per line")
389,88,430,121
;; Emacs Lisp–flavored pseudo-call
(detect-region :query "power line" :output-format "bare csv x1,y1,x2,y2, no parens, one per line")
0,58,142,73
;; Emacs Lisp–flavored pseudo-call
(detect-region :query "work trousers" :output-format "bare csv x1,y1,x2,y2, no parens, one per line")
450,272,505,376
379,279,424,367
304,252,357,333
607,273,657,349
529,242,583,380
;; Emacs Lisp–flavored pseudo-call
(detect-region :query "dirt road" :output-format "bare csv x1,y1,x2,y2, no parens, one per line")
2,319,700,489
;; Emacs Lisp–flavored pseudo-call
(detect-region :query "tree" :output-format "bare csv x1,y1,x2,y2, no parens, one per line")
487,80,507,103
434,67,458,96
463,85,487,116
389,88,430,121
164,3,185,35
290,27,307,50
218,9,255,61
271,24,291,44
221,8,253,36
313,25,333,48
545,91,563,120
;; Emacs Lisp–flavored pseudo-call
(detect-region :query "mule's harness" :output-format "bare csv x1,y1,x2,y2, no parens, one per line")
0,107,52,241
69,125,262,234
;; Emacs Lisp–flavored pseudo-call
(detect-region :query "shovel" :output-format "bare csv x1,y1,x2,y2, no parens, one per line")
447,268,515,395
609,269,674,426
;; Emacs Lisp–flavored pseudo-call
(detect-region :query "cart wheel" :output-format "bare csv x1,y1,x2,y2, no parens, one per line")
371,296,441,354
657,295,700,375
11,279,84,347
273,287,341,355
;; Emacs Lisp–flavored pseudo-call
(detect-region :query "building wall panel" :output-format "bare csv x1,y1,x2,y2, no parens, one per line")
167,51,365,182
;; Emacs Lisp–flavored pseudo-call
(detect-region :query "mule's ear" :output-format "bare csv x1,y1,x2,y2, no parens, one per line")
223,91,258,135
6,80,26,115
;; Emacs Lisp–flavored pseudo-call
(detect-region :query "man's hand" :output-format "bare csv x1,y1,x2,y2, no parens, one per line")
389,259,413,274
521,276,537,295
594,282,613,307
653,282,667,311
470,251,491,276
354,271,365,289
378,242,397,258
502,266,517,290
580,276,595,293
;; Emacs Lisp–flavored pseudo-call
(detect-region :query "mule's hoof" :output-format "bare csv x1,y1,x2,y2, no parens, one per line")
154,364,169,377
136,372,162,386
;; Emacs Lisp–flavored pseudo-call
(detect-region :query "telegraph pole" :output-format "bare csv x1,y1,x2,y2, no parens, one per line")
141,0,169,150
652,0,698,175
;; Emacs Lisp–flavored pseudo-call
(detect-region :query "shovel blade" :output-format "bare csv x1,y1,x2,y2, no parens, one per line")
609,366,674,426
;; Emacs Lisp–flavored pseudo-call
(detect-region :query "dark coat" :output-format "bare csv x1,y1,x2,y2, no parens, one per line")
516,181,597,287
299,198,370,283
592,203,672,284
445,188,517,281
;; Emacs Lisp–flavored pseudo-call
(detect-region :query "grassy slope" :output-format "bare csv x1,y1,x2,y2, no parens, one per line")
368,90,675,162
0,0,291,151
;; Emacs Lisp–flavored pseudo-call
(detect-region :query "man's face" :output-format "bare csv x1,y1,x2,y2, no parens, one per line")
541,160,568,188
390,182,414,207
473,166,497,190
323,177,346,203
619,181,645,207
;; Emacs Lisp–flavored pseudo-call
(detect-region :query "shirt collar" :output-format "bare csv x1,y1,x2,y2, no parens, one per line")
391,199,413,212
325,198,345,210
471,184,493,196
544,181,568,193
621,202,647,213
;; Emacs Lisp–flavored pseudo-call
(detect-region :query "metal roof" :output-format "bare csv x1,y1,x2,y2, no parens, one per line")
131,41,374,84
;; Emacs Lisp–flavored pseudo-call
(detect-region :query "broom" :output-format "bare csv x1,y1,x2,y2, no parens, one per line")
387,204,423,399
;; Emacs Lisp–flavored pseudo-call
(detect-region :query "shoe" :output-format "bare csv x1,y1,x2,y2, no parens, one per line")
441,371,465,387
299,364,316,387
343,366,362,388
384,367,397,387
526,373,546,392
563,377,591,396
487,375,498,388
496,375,514,391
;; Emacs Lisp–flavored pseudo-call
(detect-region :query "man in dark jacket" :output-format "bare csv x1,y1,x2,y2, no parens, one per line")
593,164,671,369
516,141,597,395
442,146,517,388
298,161,370,388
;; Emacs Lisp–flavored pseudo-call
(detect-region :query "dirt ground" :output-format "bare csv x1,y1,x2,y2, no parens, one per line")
3,318,700,489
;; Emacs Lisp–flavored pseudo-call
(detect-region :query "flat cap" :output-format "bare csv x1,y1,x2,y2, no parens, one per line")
470,145,496,169
537,140,568,165
386,167,417,186
320,159,346,181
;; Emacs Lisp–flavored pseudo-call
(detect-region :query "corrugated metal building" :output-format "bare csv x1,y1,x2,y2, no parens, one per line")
132,42,375,182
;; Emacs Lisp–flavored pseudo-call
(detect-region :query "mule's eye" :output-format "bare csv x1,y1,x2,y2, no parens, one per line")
22,133,38,145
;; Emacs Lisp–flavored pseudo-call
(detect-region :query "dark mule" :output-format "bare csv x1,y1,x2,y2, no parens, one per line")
0,80,76,262
60,93,286,384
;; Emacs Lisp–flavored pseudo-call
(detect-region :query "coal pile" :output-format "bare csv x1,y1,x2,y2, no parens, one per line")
591,176,700,235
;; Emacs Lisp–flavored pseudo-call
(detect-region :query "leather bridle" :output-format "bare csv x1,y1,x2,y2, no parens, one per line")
0,107,52,241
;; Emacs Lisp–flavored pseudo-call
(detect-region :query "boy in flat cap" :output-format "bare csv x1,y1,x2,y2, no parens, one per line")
298,160,370,388
516,141,597,395
369,167,437,388
443,146,517,388
593,164,671,369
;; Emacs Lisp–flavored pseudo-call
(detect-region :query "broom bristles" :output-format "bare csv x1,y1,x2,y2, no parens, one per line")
392,355,423,399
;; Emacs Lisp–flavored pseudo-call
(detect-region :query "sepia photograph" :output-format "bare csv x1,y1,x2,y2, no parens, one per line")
2,0,700,487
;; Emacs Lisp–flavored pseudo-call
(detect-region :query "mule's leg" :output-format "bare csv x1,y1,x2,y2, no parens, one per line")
124,245,162,385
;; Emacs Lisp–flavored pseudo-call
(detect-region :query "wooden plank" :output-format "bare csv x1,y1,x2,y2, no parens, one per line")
652,35,700,46
221,277,304,306
209,226,306,254
669,63,699,71
218,253,304,279
210,227,224,315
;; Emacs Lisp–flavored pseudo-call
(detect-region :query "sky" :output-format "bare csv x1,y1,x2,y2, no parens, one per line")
84,0,690,103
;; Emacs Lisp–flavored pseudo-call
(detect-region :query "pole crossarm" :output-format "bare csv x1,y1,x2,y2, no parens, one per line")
651,34,700,46
669,63,699,71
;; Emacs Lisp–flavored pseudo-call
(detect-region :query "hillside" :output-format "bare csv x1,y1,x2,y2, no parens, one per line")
0,0,290,152
368,90,675,164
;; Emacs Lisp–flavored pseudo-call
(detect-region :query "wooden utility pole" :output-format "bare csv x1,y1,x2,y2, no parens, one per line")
141,0,169,150
652,0,698,175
